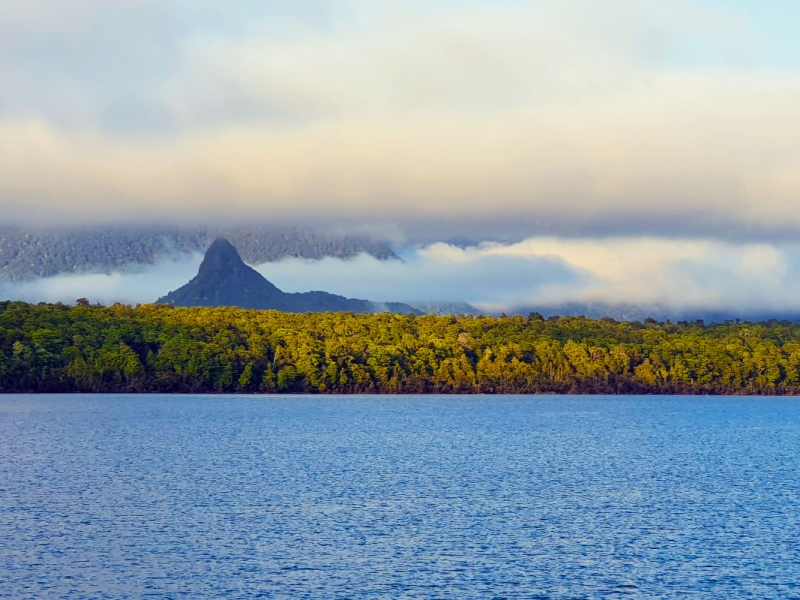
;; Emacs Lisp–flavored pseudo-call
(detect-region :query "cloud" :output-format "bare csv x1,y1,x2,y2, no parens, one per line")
0,253,203,306
1,1,800,241
419,237,800,310
255,235,800,315
254,249,578,306
5,234,800,320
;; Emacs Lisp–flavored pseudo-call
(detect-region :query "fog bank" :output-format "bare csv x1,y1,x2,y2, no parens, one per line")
4,235,800,321
0,254,203,306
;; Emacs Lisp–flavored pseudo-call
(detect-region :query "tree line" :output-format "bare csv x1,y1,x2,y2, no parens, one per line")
2,301,800,394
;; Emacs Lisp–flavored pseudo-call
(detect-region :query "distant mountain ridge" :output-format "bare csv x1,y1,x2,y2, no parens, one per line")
408,302,481,316
507,301,800,324
0,225,398,281
157,238,420,315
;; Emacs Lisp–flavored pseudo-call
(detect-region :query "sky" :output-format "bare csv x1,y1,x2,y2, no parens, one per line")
2,0,800,314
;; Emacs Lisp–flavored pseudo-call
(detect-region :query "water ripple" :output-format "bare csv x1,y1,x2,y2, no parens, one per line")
1,394,799,599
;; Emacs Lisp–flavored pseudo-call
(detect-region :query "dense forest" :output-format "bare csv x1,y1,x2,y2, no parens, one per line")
2,300,800,395
0,226,396,280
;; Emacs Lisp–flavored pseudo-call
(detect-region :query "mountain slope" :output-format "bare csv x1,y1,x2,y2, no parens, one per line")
0,225,398,281
156,238,420,315
408,302,481,316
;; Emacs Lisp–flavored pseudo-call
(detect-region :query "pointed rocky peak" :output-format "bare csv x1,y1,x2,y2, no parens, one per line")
197,238,248,278
156,236,422,315
156,237,284,308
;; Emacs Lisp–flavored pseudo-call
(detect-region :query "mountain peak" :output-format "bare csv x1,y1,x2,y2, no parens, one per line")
156,237,422,315
198,238,248,277
157,237,284,308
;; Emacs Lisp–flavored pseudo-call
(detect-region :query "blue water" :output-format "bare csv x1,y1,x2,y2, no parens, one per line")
1,395,799,599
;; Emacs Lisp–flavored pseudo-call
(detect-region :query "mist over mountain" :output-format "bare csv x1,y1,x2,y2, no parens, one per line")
508,302,800,325
157,238,419,315
0,225,397,281
407,302,481,316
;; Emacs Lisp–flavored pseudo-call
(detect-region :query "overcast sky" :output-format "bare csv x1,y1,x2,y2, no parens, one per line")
3,1,800,315
2,0,800,242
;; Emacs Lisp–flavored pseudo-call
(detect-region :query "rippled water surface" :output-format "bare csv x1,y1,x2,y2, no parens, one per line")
1,395,799,599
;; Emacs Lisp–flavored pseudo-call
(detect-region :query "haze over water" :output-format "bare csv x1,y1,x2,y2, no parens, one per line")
1,394,798,599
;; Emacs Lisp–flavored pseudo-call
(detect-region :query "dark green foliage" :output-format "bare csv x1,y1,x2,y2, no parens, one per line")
2,301,800,394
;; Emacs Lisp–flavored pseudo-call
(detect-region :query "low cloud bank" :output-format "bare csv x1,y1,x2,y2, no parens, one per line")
258,237,800,319
254,251,577,307
0,253,203,306
4,236,800,321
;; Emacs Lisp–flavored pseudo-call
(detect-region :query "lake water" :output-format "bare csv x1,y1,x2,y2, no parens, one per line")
1,395,799,599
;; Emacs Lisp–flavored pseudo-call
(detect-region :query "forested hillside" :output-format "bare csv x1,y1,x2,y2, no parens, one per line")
0,226,397,280
2,301,799,394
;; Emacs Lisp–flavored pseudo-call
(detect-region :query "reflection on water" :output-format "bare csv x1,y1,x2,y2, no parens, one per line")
1,394,799,599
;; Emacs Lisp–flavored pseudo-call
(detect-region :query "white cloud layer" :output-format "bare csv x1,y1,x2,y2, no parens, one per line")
1,0,800,240
257,236,800,315
4,235,800,318
0,254,204,306
418,237,798,310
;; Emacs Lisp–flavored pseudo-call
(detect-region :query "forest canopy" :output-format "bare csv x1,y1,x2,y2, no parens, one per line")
1,301,799,395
